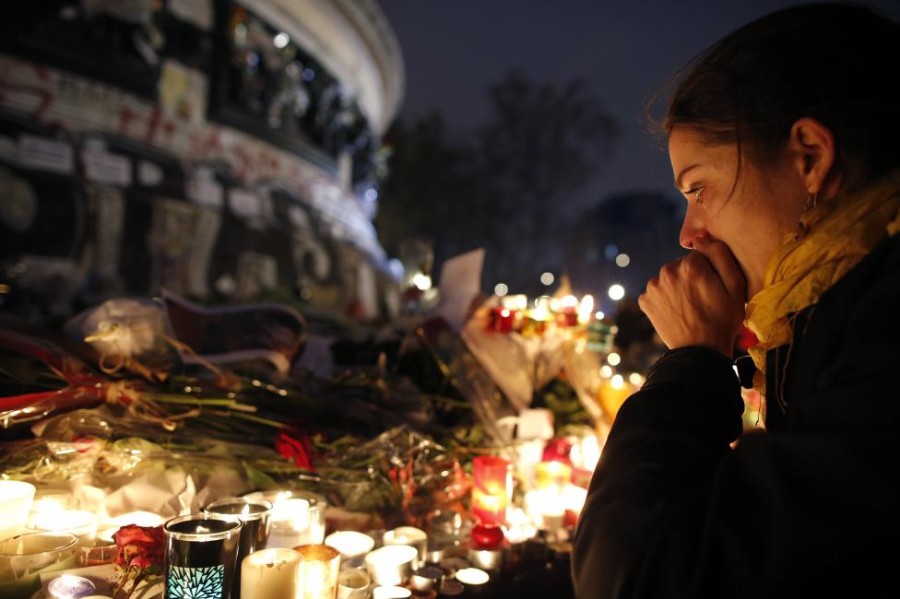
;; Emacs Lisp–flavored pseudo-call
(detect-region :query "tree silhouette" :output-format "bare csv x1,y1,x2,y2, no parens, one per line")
377,70,619,295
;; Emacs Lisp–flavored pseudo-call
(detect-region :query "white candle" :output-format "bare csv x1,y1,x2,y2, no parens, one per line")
381,526,427,564
325,530,375,559
240,548,300,599
29,510,97,544
455,567,490,586
364,545,418,586
372,586,411,599
0,480,35,540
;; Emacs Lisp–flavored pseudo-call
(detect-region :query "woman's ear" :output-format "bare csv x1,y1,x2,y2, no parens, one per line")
788,117,836,196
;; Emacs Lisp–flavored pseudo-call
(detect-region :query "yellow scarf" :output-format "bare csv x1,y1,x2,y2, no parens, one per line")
744,169,900,398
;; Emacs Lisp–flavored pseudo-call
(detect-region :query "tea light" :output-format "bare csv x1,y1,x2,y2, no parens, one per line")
365,544,418,586
29,510,97,544
325,530,375,559
454,567,489,586
382,526,427,564
294,543,341,599
0,480,36,540
204,496,273,599
373,585,411,599
47,574,96,599
108,511,165,528
240,548,300,599
409,565,445,591
337,567,371,599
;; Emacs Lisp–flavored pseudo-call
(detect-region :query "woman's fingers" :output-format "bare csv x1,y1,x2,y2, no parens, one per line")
638,243,746,356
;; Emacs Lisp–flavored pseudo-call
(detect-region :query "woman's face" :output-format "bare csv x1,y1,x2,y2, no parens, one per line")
668,126,806,299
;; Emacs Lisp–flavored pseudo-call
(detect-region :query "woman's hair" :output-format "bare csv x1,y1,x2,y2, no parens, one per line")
649,2,900,178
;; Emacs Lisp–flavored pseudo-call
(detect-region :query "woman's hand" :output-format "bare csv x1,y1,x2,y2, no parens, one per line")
638,238,747,357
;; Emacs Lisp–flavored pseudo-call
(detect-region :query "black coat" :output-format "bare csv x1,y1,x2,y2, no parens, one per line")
571,233,900,599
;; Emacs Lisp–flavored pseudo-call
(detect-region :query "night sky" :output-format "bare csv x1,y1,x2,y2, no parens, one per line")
377,0,900,207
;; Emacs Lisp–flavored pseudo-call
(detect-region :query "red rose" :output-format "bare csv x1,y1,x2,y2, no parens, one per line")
113,524,165,571
275,431,314,471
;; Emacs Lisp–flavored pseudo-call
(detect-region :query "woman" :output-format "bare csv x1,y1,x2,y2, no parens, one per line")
571,3,900,598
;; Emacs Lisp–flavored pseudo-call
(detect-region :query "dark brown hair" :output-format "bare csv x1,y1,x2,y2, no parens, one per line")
649,2,900,178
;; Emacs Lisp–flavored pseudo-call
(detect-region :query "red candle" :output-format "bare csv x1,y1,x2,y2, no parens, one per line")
470,456,511,525
488,307,516,332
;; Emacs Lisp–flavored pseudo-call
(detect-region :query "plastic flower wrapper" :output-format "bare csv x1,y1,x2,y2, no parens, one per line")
312,426,470,525
112,524,165,599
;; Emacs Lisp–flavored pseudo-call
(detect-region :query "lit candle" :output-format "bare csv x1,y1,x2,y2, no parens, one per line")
47,574,96,599
488,307,517,332
470,456,511,526
534,461,572,492
294,543,341,599
382,526,427,565
29,510,97,545
204,496,273,599
596,374,634,424
0,481,35,541
325,530,375,559
240,548,300,599
372,585,411,599
244,490,327,547
364,545,418,586
455,567,489,586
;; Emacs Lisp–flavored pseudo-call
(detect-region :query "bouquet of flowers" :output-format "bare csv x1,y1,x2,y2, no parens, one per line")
112,524,165,599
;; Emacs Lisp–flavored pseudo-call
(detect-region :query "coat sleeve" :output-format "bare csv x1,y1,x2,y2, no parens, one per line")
571,346,745,598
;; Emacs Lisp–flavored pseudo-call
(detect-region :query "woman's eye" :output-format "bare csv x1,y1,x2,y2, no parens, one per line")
687,186,706,205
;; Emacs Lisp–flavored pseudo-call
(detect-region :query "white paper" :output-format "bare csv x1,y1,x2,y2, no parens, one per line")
434,248,485,332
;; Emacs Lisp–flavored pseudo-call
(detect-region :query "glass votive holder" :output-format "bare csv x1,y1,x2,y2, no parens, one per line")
0,481,36,541
28,510,98,546
164,514,243,599
203,496,273,599
470,456,511,526
240,547,300,599
244,489,328,547
0,531,79,599
293,543,341,599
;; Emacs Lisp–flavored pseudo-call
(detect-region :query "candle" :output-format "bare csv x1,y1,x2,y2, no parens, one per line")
240,548,300,599
534,461,572,492
454,567,489,586
382,526,427,565
244,489,328,547
28,510,97,545
596,374,634,424
107,511,165,529
409,565,445,591
325,530,375,559
47,574,96,598
365,545,418,586
336,567,370,599
470,456,511,526
204,497,273,599
488,307,517,332
293,543,341,599
454,567,490,596
0,481,36,540
372,586,411,599
163,514,243,599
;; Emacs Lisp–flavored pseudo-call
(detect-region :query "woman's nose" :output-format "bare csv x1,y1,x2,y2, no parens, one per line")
678,208,709,250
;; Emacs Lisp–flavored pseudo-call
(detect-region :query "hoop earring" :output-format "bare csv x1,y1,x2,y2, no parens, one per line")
804,192,819,211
